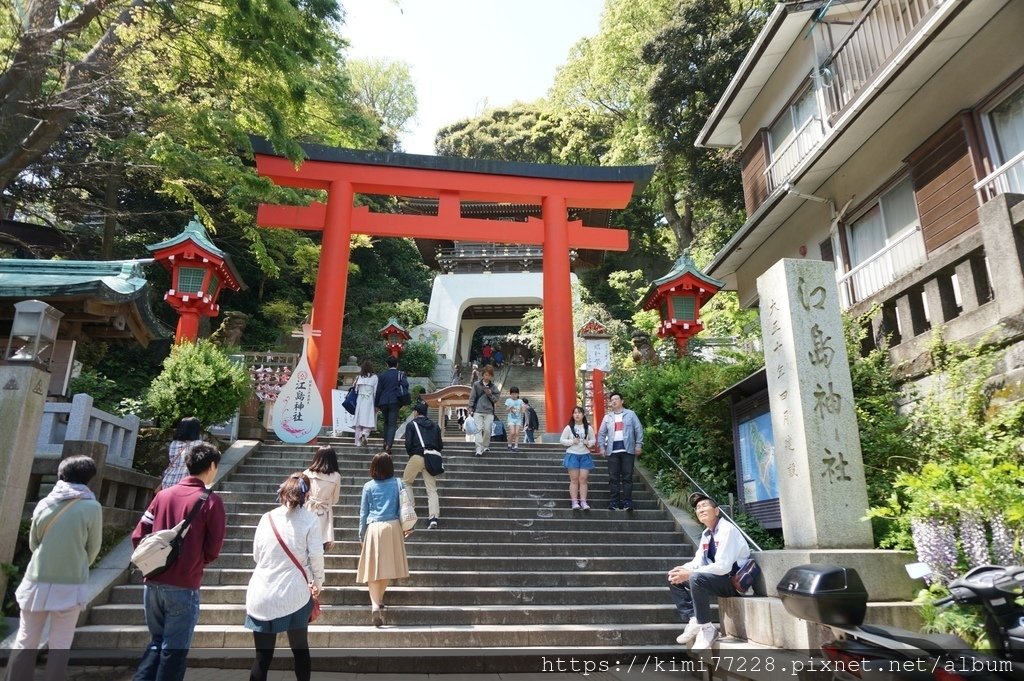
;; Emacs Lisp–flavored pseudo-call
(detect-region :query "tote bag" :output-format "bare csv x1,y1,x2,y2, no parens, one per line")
342,386,358,415
398,481,417,531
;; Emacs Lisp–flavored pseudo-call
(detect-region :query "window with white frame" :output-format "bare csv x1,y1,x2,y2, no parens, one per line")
982,83,1024,195
842,176,925,303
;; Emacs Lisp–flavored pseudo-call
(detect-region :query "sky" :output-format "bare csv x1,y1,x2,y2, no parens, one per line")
339,0,606,155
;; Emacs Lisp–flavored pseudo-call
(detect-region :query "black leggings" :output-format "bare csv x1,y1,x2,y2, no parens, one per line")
250,628,310,681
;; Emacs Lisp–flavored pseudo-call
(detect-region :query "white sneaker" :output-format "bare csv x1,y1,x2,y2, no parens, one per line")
675,617,700,645
571,501,581,510
690,623,718,651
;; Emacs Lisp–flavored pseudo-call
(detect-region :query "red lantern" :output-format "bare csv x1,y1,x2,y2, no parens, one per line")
639,252,723,356
379,317,411,358
147,217,245,343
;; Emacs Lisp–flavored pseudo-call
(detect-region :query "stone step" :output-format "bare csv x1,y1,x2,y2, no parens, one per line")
106,584,674,606
80,432,694,667
227,452,612,467
213,538,685,557
219,499,667,520
72,622,684,650
217,479,653,495
220,522,683,542
64,643,695,674
217,490,654,507
231,462,596,477
219,511,679,532
260,444,577,459
197,568,679,588
88,602,679,626
178,554,685,571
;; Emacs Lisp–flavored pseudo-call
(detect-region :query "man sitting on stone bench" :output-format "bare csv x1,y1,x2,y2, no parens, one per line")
667,492,750,651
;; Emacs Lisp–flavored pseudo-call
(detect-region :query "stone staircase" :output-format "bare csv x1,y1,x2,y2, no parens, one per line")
73,437,694,671
501,364,548,433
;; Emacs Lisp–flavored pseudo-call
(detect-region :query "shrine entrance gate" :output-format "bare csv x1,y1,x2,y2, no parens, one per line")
253,139,652,433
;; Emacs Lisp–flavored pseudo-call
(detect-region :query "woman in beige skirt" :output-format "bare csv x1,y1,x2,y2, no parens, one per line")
356,452,410,626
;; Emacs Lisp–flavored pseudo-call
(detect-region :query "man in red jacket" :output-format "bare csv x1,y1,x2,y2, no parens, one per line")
131,442,226,681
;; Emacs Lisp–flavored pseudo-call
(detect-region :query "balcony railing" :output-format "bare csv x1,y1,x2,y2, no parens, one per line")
764,115,827,192
974,148,1024,203
837,225,926,308
436,243,574,273
819,0,944,119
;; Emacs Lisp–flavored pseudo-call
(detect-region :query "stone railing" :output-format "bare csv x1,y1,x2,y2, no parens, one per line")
849,193,1024,373
36,393,140,467
27,441,158,529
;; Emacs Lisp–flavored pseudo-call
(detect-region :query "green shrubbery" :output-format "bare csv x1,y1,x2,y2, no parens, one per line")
611,353,780,545
387,341,439,379
866,335,1024,573
146,340,251,429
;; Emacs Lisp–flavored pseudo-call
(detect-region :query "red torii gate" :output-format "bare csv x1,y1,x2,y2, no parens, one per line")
252,139,652,433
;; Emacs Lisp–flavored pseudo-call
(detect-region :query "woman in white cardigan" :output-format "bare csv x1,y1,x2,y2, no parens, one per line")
245,473,325,681
559,406,597,510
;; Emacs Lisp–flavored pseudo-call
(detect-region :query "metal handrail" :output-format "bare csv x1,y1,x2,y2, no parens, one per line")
817,0,943,118
836,224,922,285
835,224,923,306
974,148,1024,193
653,443,763,552
763,114,825,189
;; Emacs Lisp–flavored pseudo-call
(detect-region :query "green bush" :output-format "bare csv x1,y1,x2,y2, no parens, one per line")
146,340,251,429
614,355,762,504
369,341,438,379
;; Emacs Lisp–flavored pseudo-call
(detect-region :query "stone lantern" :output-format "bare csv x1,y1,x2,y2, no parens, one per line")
380,317,411,358
639,251,723,356
147,216,246,343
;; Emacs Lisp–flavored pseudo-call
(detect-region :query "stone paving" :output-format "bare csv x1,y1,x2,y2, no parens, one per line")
58,668,692,680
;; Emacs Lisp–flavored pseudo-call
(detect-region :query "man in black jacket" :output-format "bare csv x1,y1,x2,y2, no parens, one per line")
523,398,540,444
375,355,408,453
402,401,444,529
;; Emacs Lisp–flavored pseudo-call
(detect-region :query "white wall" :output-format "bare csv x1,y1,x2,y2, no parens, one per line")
424,271,579,361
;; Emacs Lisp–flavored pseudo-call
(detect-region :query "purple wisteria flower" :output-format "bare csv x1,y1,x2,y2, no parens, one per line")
958,511,989,569
911,517,958,581
990,513,1018,565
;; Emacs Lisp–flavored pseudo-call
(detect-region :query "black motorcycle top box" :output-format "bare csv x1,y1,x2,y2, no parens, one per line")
777,564,869,627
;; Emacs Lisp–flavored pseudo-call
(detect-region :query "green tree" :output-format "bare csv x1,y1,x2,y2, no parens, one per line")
642,0,769,250
146,340,251,429
348,57,418,143
436,103,612,165
0,0,376,218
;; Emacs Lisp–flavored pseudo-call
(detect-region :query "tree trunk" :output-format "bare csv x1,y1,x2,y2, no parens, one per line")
661,189,694,253
101,164,121,259
0,0,149,198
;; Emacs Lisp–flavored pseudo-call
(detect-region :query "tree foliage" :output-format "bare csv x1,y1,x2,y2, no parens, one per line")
547,0,765,257
348,57,418,141
0,0,376,216
436,103,613,165
642,0,769,247
612,355,767,523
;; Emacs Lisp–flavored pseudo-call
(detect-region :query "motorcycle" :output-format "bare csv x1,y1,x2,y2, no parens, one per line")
776,562,1024,680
